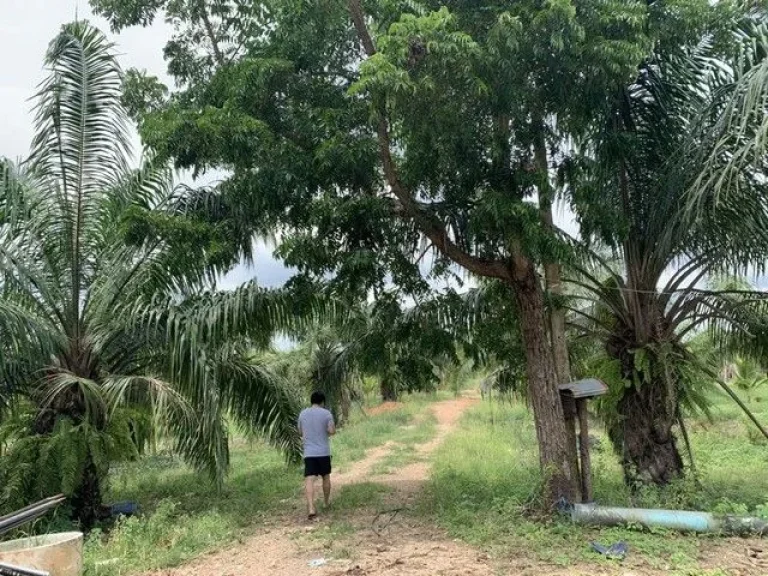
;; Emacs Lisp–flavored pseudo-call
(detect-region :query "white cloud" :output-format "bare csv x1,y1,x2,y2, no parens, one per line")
1,0,293,289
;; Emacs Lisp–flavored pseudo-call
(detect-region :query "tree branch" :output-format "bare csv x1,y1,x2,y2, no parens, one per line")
198,0,225,67
346,0,511,282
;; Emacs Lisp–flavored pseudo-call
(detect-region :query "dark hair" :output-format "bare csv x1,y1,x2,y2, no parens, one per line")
310,391,326,405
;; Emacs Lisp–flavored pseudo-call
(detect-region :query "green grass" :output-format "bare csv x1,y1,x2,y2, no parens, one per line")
332,394,436,471
419,394,768,573
85,446,297,575
370,411,437,475
84,398,434,576
331,481,392,512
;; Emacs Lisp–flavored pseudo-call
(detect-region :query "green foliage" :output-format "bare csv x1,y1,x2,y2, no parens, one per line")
324,294,459,401
260,289,460,415
121,69,169,124
0,411,134,513
85,0,666,297
423,398,768,571
729,356,768,399
454,281,528,397
91,0,273,85
435,354,475,397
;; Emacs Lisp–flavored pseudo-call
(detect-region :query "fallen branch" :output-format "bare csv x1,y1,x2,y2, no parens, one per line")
372,507,405,536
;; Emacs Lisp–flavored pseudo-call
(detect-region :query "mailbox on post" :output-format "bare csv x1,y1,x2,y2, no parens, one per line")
558,378,608,503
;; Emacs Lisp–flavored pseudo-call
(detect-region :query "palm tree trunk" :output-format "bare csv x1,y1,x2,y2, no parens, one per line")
611,379,683,486
609,239,685,485
607,335,684,486
70,455,103,531
340,386,351,426
380,377,397,402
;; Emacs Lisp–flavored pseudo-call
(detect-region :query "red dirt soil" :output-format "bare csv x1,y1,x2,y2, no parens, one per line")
365,402,403,416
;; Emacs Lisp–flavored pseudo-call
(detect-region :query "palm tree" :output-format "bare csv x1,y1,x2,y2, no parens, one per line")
297,294,458,405
305,329,363,425
447,281,527,399
0,22,303,528
566,15,768,486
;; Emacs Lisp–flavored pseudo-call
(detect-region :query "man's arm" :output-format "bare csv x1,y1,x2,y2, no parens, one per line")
327,414,336,436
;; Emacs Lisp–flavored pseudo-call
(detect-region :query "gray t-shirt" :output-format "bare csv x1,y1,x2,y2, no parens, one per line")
298,406,334,458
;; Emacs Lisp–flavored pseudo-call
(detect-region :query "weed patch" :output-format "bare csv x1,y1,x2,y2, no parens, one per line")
83,399,429,575
420,397,768,571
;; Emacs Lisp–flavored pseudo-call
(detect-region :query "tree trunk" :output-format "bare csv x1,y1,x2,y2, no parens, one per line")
540,222,581,500
340,386,351,426
71,455,103,531
611,380,683,486
535,125,581,500
512,260,576,504
606,335,684,486
39,380,107,530
545,256,581,501
380,378,397,402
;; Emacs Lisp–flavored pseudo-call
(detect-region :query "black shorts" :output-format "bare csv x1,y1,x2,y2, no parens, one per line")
304,456,332,477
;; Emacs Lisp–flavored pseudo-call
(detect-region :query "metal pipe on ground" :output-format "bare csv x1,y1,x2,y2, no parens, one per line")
571,504,768,536
0,562,50,576
0,497,64,526
0,496,66,537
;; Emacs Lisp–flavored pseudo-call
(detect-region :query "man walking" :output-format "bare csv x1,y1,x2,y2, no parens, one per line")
298,391,336,519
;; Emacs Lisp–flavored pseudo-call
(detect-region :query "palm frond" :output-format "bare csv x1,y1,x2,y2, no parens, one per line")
40,371,108,426
27,21,131,339
215,347,302,460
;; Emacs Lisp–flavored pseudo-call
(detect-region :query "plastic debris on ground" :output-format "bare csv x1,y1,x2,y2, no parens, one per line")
590,541,629,560
109,502,139,517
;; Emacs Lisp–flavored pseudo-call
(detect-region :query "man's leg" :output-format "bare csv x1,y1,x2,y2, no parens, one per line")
322,474,331,506
305,475,317,517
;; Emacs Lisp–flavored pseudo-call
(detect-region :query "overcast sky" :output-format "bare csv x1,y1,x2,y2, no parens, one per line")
1,0,295,290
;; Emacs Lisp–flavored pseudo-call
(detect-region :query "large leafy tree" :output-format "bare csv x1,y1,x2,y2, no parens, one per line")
0,22,304,528
91,0,661,503
567,10,768,485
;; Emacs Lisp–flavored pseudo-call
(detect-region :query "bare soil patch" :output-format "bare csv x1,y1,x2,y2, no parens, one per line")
365,402,403,416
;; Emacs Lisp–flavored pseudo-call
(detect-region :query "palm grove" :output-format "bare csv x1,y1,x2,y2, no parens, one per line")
2,0,768,525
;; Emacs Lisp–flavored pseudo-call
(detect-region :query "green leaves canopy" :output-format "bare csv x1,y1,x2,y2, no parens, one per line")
89,0,663,293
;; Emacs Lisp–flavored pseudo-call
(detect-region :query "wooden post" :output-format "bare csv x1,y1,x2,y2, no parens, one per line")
576,398,593,503
559,379,607,503
562,395,582,502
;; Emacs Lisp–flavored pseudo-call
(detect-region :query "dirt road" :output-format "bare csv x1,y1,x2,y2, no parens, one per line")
150,397,767,576
152,397,489,576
